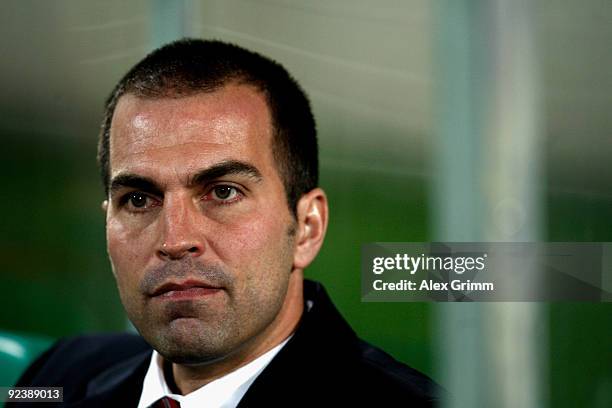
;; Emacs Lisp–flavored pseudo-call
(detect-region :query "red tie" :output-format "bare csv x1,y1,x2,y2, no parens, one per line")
152,396,181,408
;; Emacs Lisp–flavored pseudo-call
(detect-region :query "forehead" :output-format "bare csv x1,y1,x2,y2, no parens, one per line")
109,84,274,180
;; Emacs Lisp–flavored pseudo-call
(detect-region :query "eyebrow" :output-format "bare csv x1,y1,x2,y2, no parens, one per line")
189,160,263,187
109,174,163,197
109,160,263,197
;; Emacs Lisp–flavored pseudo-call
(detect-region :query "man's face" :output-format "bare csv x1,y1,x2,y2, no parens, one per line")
106,84,298,364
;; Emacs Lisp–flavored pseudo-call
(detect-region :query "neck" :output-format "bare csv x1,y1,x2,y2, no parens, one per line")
169,271,304,395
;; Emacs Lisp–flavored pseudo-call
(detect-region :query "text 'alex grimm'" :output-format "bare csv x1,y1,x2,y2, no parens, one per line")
370,253,495,293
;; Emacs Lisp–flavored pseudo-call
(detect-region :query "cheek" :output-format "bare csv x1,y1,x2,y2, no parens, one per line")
106,217,158,282
210,212,294,271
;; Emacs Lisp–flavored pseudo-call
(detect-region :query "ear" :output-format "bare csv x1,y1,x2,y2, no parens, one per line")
293,188,329,270
101,200,108,212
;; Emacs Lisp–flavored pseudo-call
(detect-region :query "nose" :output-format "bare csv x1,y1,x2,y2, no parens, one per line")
156,194,205,260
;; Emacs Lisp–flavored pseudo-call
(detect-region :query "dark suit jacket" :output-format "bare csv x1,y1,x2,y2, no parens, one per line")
9,280,441,407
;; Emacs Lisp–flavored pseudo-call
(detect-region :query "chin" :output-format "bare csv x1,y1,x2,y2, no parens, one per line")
156,338,235,366
146,323,235,366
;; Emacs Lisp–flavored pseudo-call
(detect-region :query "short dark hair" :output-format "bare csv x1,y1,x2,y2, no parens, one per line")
98,38,318,216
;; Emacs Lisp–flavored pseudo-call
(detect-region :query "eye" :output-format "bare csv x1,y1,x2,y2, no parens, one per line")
120,192,159,211
213,186,237,200
204,185,243,204
129,192,148,208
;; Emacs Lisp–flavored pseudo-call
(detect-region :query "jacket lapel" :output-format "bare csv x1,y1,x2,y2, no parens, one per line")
67,349,152,407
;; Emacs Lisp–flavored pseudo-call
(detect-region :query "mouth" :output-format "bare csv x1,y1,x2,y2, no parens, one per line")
151,279,222,300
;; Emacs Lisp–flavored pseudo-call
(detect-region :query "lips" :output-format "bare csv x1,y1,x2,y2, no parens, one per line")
151,279,222,299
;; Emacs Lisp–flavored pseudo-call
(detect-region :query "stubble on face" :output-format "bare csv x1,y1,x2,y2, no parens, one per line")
121,225,296,366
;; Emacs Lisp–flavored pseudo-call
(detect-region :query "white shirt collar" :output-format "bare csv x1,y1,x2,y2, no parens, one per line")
137,337,291,408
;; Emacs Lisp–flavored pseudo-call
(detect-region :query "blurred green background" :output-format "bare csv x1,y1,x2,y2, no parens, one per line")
1,1,610,407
